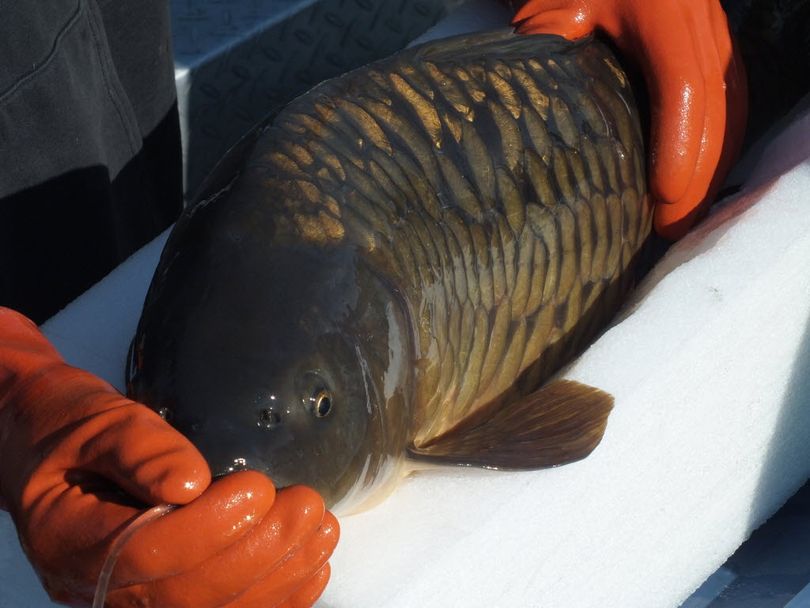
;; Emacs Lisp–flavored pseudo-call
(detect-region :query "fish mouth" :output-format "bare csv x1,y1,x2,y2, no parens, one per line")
210,457,256,478
210,459,302,495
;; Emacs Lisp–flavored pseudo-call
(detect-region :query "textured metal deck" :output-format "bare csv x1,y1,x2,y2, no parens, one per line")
170,5,810,607
683,480,810,608
171,0,463,195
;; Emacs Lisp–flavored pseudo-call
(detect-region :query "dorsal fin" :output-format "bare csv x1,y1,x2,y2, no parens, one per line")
412,28,586,64
187,125,265,207
408,379,613,469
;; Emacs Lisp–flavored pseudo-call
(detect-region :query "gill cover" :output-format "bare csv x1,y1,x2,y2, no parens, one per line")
128,168,413,510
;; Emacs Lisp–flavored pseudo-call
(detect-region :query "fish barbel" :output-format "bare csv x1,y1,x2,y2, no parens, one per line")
128,29,651,511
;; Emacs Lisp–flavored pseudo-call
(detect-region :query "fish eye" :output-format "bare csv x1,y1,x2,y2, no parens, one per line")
312,389,333,418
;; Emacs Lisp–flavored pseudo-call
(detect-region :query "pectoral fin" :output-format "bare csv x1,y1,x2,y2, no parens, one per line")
408,379,613,469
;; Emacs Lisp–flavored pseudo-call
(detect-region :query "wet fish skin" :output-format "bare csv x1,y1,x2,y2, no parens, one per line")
128,30,650,511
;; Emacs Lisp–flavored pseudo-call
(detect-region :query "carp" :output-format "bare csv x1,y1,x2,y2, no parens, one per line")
127,30,651,511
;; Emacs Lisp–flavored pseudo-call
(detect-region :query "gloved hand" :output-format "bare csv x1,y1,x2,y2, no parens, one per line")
0,307,338,607
512,0,748,239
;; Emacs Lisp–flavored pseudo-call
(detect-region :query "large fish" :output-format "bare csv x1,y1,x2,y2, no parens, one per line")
127,30,651,511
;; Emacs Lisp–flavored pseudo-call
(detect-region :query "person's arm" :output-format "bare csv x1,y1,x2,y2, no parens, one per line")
0,307,337,607
511,0,748,240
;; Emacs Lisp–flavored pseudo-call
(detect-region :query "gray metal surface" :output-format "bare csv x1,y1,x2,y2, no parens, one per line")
682,480,810,608
172,0,464,196
172,0,320,68
785,583,810,608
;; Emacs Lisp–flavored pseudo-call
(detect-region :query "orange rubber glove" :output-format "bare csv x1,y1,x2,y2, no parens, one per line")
0,307,338,607
512,0,748,239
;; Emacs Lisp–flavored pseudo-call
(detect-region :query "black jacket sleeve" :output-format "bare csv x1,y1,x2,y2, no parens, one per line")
0,0,182,322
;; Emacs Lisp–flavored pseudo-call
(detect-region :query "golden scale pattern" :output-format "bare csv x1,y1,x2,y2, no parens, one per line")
248,32,651,446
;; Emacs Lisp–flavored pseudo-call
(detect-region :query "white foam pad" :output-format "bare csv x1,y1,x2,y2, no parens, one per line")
319,108,810,608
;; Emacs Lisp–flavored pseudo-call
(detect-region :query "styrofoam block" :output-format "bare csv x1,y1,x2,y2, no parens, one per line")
320,122,810,608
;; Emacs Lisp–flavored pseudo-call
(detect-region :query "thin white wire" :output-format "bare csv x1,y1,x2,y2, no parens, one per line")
92,503,176,608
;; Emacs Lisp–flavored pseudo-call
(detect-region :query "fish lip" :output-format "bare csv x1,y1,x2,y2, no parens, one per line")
211,457,257,478
211,463,293,491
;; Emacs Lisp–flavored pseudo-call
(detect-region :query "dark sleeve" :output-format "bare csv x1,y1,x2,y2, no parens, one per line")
722,0,810,143
0,0,182,323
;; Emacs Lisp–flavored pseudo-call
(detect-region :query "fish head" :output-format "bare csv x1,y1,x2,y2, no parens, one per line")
129,208,413,510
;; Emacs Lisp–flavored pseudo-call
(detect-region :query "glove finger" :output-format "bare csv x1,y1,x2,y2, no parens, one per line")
704,39,747,215
224,513,338,608
513,0,574,24
112,471,276,586
276,564,331,608
513,9,592,39
224,564,331,608
653,165,712,238
654,2,727,238
144,486,328,608
654,2,744,239
687,1,729,198
76,402,211,506
624,12,706,207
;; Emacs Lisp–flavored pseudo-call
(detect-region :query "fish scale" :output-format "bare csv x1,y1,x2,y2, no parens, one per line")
250,30,650,445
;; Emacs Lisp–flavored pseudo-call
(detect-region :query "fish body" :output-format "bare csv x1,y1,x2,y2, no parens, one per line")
128,30,651,511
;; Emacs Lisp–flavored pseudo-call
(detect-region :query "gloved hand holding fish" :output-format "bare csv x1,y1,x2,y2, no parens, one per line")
128,28,653,513
512,0,748,240
0,308,337,607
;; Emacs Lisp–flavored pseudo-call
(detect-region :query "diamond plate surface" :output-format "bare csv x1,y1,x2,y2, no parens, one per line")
682,481,810,608
172,0,319,67
172,0,464,196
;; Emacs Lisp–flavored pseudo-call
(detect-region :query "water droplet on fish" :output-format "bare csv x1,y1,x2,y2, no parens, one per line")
258,408,282,429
